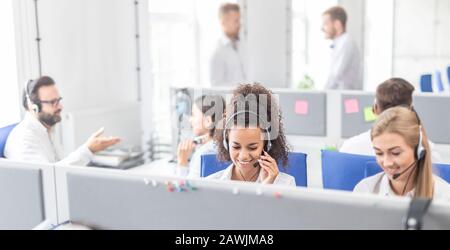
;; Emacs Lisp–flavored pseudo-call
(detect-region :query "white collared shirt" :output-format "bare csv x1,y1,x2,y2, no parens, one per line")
354,172,450,201
325,33,362,90
5,113,93,166
339,130,443,163
209,35,247,86
206,164,296,186
175,140,217,178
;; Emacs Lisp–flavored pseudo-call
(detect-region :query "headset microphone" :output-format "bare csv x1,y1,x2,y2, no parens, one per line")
393,161,417,180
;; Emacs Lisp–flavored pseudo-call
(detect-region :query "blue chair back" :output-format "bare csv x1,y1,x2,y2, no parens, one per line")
0,124,17,158
420,74,433,93
447,66,450,86
201,152,308,187
200,153,230,177
365,161,383,178
433,163,450,184
435,71,444,92
321,150,376,191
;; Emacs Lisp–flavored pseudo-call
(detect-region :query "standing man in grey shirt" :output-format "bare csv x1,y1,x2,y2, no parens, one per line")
322,6,362,90
210,3,247,86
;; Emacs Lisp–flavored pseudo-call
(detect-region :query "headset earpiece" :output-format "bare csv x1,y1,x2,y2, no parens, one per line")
31,104,40,114
24,79,40,114
265,131,272,152
223,133,229,151
416,126,426,161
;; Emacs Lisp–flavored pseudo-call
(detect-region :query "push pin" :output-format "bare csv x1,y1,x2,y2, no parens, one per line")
233,187,239,195
186,181,198,191
274,192,282,199
166,183,175,193
174,182,183,192
256,188,263,196
144,179,150,186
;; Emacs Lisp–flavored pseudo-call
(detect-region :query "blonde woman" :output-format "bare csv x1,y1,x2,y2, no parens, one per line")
354,107,450,200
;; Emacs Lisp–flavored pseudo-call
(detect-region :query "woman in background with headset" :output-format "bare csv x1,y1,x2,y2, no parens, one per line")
207,83,295,186
354,107,450,200
176,95,225,178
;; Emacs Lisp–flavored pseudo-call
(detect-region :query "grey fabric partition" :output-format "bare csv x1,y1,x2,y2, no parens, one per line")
341,93,376,138
414,95,450,144
276,91,327,136
64,171,450,230
0,165,45,230
341,93,450,144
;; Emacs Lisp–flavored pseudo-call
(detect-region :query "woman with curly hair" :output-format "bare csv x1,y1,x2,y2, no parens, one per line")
207,83,295,186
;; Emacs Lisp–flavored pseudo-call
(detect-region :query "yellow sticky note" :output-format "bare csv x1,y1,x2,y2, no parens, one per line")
364,107,377,122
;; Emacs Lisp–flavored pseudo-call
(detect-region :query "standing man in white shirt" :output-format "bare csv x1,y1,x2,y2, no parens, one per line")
340,78,442,163
210,3,247,86
5,76,121,165
322,6,362,90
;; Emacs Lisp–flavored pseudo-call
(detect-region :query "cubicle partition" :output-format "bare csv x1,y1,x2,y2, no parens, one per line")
338,92,450,163
0,160,57,229
275,90,327,136
340,93,376,139
338,92,450,145
414,94,450,144
55,165,450,230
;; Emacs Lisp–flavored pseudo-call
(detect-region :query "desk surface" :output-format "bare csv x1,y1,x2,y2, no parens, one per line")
127,158,177,176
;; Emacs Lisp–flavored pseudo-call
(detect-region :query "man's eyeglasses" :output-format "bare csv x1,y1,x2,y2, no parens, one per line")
39,97,63,107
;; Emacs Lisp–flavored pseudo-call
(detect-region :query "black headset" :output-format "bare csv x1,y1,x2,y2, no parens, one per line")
412,107,426,161
24,79,41,114
222,110,272,152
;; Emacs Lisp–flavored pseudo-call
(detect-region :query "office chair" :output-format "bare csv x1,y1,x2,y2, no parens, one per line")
435,71,444,92
0,124,18,158
420,74,433,93
365,161,383,178
433,163,450,184
447,66,450,87
321,150,376,191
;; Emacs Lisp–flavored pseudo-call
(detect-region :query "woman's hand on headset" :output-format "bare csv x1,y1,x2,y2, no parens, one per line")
177,140,196,167
259,151,279,184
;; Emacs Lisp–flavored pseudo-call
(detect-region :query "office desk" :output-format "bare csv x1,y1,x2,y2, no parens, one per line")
127,158,177,177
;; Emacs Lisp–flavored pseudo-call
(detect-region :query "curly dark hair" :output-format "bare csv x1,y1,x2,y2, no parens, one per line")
214,83,290,167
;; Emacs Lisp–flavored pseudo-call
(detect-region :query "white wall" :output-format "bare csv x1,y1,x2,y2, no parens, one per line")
0,0,21,127
35,0,138,111
363,0,394,91
244,0,291,87
339,0,365,53
393,0,450,88
13,0,150,150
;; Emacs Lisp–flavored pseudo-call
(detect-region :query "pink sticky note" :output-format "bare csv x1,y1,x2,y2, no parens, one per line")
295,100,309,115
344,99,359,114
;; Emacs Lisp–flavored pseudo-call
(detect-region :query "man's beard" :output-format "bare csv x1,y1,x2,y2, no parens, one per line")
38,111,62,127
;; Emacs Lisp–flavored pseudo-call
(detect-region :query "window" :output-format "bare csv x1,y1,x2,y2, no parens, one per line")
291,0,338,90
148,0,236,149
0,0,21,128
